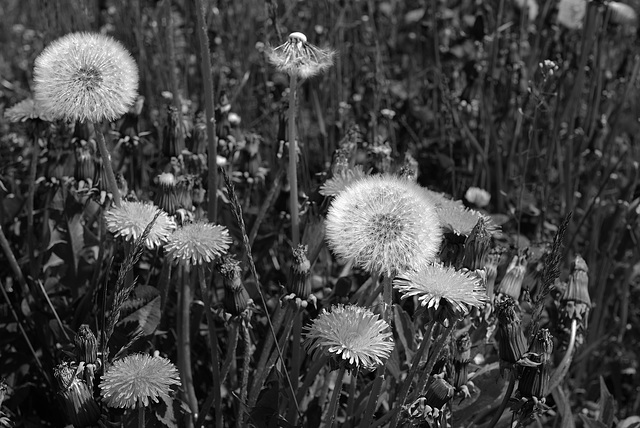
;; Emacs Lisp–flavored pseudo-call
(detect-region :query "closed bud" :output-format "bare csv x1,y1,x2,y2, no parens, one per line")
74,146,95,182
497,251,528,300
496,298,528,365
463,217,492,270
453,332,471,388
288,245,311,298
484,246,505,297
155,172,179,215
219,255,251,316
424,377,455,409
518,329,554,399
74,324,98,365
561,254,591,324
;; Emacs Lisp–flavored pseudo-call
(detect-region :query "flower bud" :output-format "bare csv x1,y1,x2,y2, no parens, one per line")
219,255,251,316
288,245,311,298
463,217,492,270
496,298,527,365
53,362,100,427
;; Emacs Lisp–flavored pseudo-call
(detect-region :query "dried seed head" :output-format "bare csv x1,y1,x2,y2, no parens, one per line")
267,32,335,79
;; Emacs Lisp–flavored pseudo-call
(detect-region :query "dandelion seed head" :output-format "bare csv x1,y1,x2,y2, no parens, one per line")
104,201,176,249
325,175,441,276
267,31,335,79
34,32,139,123
165,221,232,265
99,354,180,409
304,304,394,371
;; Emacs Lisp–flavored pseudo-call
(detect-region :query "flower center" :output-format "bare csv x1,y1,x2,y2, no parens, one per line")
370,213,404,242
75,67,103,90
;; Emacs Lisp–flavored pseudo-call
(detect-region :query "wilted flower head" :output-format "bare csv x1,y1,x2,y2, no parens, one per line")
325,175,441,276
99,353,180,409
319,165,367,197
105,201,176,249
154,172,179,215
496,251,528,300
495,298,528,365
74,324,98,364
464,187,491,208
304,304,394,371
34,32,138,123
394,264,488,322
267,32,335,79
219,255,251,316
557,0,586,29
4,98,52,122
54,362,100,427
165,221,231,265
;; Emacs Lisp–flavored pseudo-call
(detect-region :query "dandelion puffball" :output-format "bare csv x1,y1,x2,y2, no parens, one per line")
325,175,441,276
34,32,139,123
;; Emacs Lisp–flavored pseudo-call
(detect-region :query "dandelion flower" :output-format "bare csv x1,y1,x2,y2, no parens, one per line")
304,304,394,371
99,354,180,409
4,98,52,122
325,175,441,276
319,165,367,197
105,201,176,249
394,264,488,320
435,199,498,236
165,221,231,265
557,0,586,29
464,187,491,208
267,32,335,79
34,32,138,123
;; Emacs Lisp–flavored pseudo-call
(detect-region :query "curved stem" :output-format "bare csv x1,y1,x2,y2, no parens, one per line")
389,321,436,428
198,265,222,427
93,122,121,206
549,318,577,391
322,365,347,428
288,73,300,246
487,371,516,428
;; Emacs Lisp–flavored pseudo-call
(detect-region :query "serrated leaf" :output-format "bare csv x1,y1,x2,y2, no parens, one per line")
67,213,85,275
598,376,615,428
117,296,161,336
393,304,415,364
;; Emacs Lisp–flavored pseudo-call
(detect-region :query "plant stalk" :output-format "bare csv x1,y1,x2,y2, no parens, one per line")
322,364,347,428
288,73,300,246
93,122,121,206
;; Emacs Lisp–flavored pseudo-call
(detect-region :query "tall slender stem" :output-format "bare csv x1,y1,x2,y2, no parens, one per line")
288,308,303,422
138,405,145,428
360,366,384,427
288,73,300,246
412,322,455,401
93,122,121,206
322,364,347,428
198,265,222,427
177,264,197,425
195,0,218,222
488,371,517,428
26,126,40,277
238,322,252,428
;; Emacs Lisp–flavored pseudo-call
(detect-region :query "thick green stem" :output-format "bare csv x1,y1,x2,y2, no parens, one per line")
345,368,358,428
195,0,218,222
198,265,222,427
238,322,252,428
27,128,40,277
138,405,145,428
177,265,197,424
360,366,384,427
287,308,303,422
93,122,121,206
288,73,300,246
322,364,347,428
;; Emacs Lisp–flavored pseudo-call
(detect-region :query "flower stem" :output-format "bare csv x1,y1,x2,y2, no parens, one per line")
287,307,303,422
549,318,577,391
138,405,145,428
198,265,222,428
220,322,239,384
26,127,40,277
487,370,516,428
177,264,198,424
412,322,455,401
360,366,384,427
345,368,358,428
93,122,121,207
389,321,436,428
288,73,300,246
238,322,252,428
322,364,347,428
195,0,218,222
